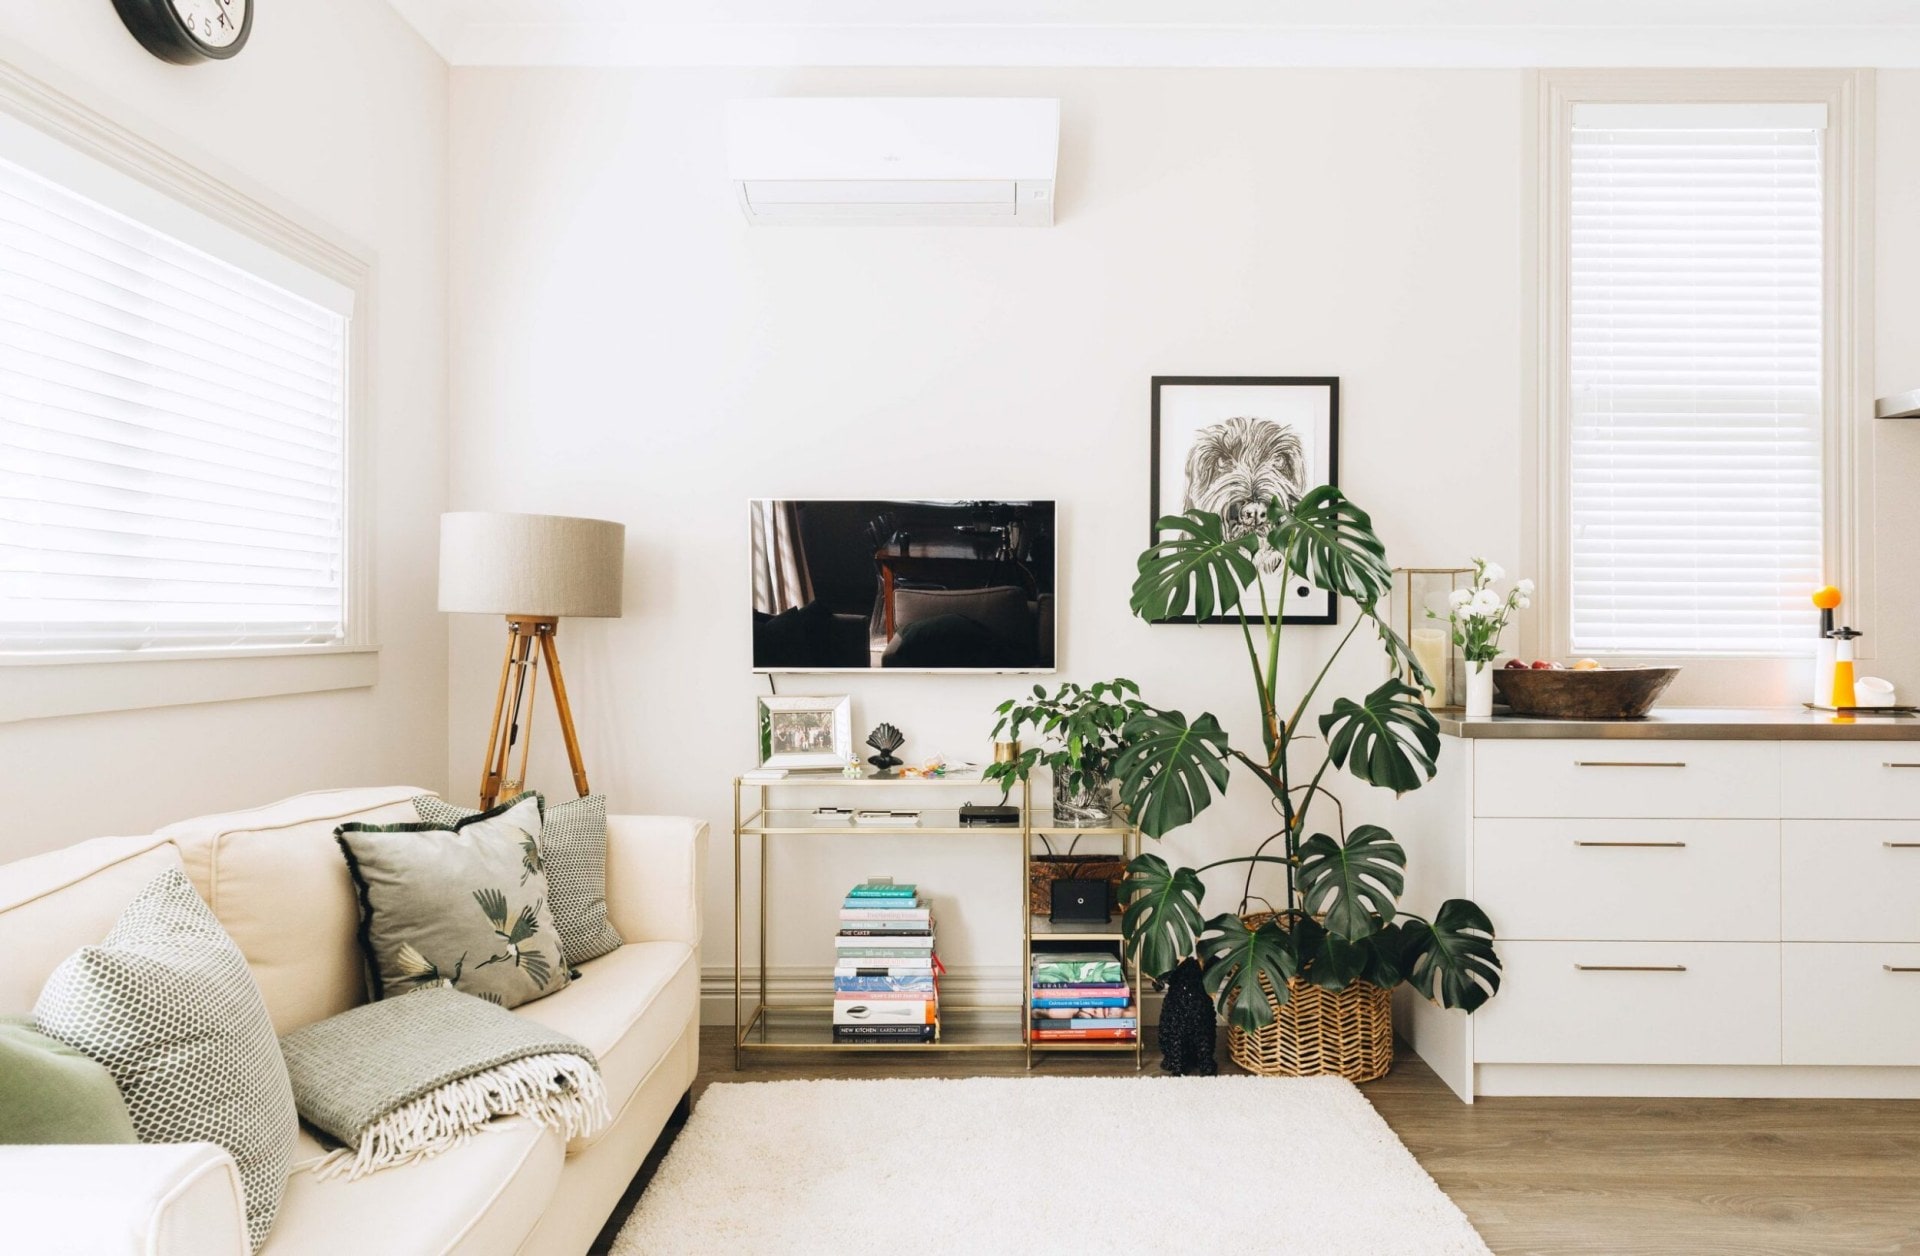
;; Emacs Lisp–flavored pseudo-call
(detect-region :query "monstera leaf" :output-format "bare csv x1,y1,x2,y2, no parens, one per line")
1120,854,1207,980
1267,485,1394,608
1129,509,1262,623
1319,679,1442,794
1402,899,1503,1012
1199,913,1299,1030
1363,920,1424,989
1114,709,1232,839
1297,824,1407,938
1371,615,1432,695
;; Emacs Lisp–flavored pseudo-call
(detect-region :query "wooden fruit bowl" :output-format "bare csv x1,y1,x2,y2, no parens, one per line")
1490,666,1680,720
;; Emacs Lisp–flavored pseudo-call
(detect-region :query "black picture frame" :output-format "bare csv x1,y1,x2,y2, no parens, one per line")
1149,375,1341,626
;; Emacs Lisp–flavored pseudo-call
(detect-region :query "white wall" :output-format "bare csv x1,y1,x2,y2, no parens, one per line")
0,2,450,855
446,68,1529,1002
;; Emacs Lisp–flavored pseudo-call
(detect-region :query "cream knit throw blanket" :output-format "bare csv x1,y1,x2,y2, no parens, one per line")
279,986,608,1180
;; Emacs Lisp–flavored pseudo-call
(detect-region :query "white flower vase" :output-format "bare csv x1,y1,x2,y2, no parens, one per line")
1464,660,1495,720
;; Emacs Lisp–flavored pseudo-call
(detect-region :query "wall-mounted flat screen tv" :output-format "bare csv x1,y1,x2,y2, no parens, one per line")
750,499,1056,672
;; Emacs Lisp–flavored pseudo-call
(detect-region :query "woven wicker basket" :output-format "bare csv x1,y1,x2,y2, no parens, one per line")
1026,854,1126,918
1224,911,1394,1082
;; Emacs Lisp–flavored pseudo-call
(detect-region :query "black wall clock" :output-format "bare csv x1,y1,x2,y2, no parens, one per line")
112,0,252,65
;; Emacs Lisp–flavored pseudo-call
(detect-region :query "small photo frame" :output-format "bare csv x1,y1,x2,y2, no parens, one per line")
1150,376,1340,625
756,694,854,770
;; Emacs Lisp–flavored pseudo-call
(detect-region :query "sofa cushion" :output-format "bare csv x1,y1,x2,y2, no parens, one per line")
34,868,298,1252
0,1016,139,1145
412,793,625,968
268,1118,562,1256
336,795,571,1009
511,940,696,1151
0,834,182,1017
160,788,427,1035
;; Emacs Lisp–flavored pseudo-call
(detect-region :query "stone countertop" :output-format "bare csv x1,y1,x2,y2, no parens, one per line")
1433,706,1920,741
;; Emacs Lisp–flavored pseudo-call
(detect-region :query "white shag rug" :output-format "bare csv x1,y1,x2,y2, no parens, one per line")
614,1076,1490,1256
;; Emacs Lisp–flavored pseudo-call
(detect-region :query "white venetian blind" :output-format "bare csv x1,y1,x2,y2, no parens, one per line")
0,150,351,656
1568,102,1825,655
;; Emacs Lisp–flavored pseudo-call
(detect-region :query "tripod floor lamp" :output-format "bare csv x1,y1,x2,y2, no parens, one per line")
439,512,626,809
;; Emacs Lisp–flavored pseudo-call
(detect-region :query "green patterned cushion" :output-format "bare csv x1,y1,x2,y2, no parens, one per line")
336,793,571,1010
33,869,297,1252
0,1016,138,1145
413,792,624,967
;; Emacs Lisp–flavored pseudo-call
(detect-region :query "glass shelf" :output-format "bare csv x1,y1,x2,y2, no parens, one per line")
739,806,1029,836
737,1004,1026,1052
1029,914,1125,942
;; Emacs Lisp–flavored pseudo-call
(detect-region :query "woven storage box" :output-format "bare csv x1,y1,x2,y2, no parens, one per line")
1225,911,1394,1082
1026,855,1126,918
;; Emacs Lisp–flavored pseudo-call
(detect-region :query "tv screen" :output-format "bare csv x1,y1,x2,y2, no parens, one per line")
750,499,1056,672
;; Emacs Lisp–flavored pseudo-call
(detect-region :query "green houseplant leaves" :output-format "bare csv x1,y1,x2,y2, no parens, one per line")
1297,825,1407,938
1129,510,1262,622
1120,854,1206,981
1113,709,1232,839
1320,679,1442,795
1267,485,1394,607
1199,913,1298,1030
1402,900,1503,1012
1076,484,1500,1028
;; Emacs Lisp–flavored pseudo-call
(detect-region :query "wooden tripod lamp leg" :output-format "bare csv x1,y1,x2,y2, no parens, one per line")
537,625,592,798
480,620,520,808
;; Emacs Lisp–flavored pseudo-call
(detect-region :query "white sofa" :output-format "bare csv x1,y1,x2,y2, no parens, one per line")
0,786,706,1256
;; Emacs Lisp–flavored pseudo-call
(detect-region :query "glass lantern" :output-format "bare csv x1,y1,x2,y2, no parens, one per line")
1391,567,1474,710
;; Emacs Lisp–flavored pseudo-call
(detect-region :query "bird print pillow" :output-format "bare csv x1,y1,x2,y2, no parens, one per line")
334,793,570,1010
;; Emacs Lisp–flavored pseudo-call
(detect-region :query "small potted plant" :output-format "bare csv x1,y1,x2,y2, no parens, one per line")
985,678,1144,916
1431,557,1532,719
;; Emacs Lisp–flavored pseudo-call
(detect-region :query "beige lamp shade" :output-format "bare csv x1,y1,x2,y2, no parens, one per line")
438,512,626,617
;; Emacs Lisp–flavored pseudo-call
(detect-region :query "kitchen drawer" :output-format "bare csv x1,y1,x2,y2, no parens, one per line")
1474,819,1779,941
1783,943,1920,1066
1782,742,1920,819
1782,821,1920,942
1473,941,1781,1065
1473,740,1779,819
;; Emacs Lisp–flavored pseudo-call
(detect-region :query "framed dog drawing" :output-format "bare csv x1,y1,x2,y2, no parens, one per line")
1149,376,1340,625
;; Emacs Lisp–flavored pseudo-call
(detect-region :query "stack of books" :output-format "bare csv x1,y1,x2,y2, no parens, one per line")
1030,948,1136,1042
833,879,939,1044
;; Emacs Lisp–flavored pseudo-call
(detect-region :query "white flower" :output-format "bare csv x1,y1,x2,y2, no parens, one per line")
1470,588,1502,616
1482,561,1505,585
1517,595,1532,610
1449,588,1473,609
1517,577,1535,596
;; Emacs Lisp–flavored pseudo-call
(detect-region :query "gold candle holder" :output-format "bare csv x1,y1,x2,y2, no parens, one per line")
1391,566,1473,709
993,739,1021,765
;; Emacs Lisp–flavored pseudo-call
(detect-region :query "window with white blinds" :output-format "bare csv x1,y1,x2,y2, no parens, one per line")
0,150,352,657
1568,102,1825,656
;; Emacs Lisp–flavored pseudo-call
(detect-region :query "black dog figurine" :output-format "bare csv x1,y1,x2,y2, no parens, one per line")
1157,957,1217,1076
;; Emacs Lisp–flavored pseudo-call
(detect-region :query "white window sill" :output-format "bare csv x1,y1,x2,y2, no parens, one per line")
0,646,380,724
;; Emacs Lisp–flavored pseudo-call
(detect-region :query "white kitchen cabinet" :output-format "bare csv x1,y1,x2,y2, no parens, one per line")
1395,713,1920,1101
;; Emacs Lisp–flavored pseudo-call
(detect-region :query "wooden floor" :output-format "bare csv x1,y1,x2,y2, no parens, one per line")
593,1026,1920,1255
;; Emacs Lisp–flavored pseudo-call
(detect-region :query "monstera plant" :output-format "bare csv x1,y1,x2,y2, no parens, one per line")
1116,485,1502,1032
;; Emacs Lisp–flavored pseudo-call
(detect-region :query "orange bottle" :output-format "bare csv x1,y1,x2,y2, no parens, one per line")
1829,626,1862,710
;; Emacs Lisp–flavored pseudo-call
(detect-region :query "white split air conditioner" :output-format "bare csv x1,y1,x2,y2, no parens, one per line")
725,97,1059,227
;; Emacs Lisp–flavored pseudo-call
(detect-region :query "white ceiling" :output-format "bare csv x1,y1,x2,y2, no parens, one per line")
384,1,1920,68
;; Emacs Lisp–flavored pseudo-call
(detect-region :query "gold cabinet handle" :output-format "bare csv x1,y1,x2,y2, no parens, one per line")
1574,840,1687,848
1574,963,1687,972
1887,965,1920,973
1574,760,1687,768
1884,842,1920,849
1883,762,1920,769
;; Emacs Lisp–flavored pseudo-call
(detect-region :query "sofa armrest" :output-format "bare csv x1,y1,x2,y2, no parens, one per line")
605,815,706,947
0,1143,248,1256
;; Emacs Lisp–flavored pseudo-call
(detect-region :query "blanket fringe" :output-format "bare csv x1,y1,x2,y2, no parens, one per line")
314,1053,611,1181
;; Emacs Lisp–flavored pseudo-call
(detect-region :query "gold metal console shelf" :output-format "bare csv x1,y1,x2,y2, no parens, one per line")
731,772,1143,1069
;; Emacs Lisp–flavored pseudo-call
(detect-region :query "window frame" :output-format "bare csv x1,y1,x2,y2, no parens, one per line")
1526,69,1874,692
0,53,377,723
